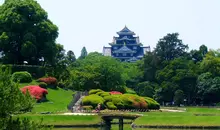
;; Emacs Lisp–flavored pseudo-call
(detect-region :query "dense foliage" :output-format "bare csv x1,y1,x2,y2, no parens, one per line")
12,71,32,83
82,89,160,110
21,86,48,102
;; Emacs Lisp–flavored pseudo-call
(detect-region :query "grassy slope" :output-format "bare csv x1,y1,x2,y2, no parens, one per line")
19,81,74,113
32,88,73,113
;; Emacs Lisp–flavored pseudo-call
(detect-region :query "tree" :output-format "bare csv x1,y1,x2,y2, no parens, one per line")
70,52,125,92
66,50,76,65
154,33,188,61
200,50,220,77
174,90,184,106
190,45,208,62
0,0,58,65
0,66,47,129
79,47,88,59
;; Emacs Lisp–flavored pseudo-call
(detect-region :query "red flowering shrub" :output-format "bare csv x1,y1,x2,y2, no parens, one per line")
38,77,57,86
21,86,48,101
109,91,122,95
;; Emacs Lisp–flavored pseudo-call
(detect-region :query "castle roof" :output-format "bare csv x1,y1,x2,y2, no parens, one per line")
117,26,135,35
113,45,136,53
117,36,135,41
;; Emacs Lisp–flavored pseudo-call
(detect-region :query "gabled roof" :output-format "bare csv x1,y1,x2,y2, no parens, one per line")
117,36,135,41
117,26,136,35
127,57,139,62
113,46,136,53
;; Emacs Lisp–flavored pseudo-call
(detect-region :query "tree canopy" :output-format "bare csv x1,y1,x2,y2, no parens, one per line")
0,0,58,65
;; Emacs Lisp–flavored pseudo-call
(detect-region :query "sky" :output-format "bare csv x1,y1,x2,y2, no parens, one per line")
0,0,220,57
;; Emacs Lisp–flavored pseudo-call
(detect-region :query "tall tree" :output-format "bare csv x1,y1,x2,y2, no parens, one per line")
154,33,188,61
66,50,76,65
0,0,58,65
79,47,88,59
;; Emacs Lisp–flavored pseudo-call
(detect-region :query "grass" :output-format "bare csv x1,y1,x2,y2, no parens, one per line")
19,81,74,113
32,88,74,113
135,111,220,126
18,114,100,125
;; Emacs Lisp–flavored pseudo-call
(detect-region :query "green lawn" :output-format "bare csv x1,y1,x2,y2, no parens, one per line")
18,114,100,125
19,81,74,113
32,88,74,113
135,111,220,126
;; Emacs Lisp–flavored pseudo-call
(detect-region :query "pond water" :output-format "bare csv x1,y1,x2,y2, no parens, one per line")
53,125,216,130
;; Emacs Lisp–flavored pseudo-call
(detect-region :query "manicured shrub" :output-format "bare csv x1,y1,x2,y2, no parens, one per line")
38,77,57,88
38,82,47,89
103,95,113,103
82,105,93,110
89,89,103,95
21,86,48,102
144,97,160,109
106,102,117,110
82,94,104,108
112,96,124,109
12,71,32,83
121,94,148,109
125,88,137,94
110,91,122,95
96,92,110,97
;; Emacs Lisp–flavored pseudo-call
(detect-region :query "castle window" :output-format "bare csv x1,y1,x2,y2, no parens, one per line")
130,53,133,56
116,53,119,56
133,46,137,49
123,53,126,56
114,47,118,49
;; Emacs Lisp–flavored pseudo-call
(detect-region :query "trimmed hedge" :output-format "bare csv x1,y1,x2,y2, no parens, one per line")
39,82,47,89
96,92,110,97
5,64,45,78
89,89,103,95
12,71,32,83
106,102,117,110
144,97,160,109
82,94,104,108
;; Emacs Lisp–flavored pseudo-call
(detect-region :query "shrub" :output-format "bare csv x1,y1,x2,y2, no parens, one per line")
38,77,57,88
12,71,32,83
96,92,110,97
125,88,137,94
112,96,124,109
38,82,47,89
21,86,48,102
89,89,103,95
82,94,104,108
121,94,148,109
144,97,160,109
103,95,113,103
106,102,117,109
110,91,122,95
82,105,93,110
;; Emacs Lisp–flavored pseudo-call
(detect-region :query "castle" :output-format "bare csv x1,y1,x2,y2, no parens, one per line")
103,26,150,62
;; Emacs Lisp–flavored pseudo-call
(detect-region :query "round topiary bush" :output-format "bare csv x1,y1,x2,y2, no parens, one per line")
39,82,47,89
89,89,103,95
12,71,32,83
38,77,57,88
106,102,117,110
96,92,110,97
82,94,104,108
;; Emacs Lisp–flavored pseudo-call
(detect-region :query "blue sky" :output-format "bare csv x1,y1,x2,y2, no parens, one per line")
1,0,220,57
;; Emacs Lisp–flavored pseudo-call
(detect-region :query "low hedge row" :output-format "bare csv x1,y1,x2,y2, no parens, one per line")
82,89,160,110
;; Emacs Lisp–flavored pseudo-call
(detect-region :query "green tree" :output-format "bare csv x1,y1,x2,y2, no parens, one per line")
174,89,184,106
66,50,76,65
200,50,220,77
154,33,188,61
70,52,125,92
0,66,47,129
0,0,58,65
79,46,88,59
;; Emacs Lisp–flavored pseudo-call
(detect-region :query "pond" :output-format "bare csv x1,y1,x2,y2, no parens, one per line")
53,125,217,130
